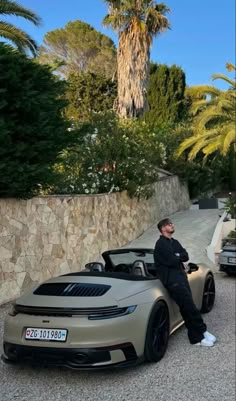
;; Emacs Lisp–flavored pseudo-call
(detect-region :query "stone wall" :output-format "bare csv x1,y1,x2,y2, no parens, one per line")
0,174,190,304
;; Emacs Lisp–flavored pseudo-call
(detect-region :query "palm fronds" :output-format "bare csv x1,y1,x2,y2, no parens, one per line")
0,0,41,56
0,21,38,55
0,0,41,25
177,65,236,160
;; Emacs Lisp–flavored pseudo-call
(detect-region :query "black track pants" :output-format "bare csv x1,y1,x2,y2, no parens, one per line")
166,276,207,344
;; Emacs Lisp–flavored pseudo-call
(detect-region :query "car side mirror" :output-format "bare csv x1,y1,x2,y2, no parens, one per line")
85,262,104,272
187,262,199,274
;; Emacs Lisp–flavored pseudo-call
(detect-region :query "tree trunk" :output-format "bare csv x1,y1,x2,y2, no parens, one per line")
115,31,150,118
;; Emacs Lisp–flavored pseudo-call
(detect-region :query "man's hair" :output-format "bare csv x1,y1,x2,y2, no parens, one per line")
157,218,171,232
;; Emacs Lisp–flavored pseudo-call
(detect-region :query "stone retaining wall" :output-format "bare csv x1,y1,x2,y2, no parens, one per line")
0,175,190,304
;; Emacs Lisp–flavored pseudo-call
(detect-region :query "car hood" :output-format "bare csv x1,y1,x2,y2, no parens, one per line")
16,275,156,308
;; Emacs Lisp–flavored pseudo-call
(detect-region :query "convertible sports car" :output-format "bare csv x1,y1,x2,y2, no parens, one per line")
2,248,215,369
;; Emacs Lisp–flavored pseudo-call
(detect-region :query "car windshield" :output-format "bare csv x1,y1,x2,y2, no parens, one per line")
107,250,154,267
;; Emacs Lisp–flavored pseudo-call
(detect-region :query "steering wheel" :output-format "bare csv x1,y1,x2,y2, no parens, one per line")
113,264,131,273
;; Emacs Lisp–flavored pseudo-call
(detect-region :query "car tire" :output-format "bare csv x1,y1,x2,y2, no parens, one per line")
200,274,215,313
144,301,169,363
226,271,235,276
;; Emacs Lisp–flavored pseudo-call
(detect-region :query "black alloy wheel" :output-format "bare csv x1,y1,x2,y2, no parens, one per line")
144,301,169,363
200,274,216,313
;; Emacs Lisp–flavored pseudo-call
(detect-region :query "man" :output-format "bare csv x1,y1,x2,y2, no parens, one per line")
154,218,216,347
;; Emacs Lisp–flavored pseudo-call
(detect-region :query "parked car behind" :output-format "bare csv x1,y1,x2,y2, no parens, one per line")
219,240,236,276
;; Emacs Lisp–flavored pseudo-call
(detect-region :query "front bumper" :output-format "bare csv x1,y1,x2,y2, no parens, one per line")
2,341,139,369
219,264,236,274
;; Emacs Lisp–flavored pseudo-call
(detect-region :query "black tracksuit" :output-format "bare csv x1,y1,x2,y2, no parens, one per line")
154,235,206,344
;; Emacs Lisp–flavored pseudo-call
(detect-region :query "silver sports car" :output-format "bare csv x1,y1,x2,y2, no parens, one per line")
2,248,215,369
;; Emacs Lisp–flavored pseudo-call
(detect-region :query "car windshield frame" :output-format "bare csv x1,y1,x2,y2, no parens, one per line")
102,248,154,269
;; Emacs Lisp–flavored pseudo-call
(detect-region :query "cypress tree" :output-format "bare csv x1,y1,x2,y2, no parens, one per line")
145,63,187,125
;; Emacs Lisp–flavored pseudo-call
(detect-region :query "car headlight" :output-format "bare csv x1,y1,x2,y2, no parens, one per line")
88,305,137,320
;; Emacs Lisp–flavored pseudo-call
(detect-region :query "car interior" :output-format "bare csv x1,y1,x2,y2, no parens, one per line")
83,250,199,279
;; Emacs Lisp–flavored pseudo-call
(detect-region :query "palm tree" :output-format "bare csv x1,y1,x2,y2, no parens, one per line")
177,65,236,159
102,0,170,118
0,0,41,56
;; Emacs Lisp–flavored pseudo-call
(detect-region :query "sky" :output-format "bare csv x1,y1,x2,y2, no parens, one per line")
6,0,236,89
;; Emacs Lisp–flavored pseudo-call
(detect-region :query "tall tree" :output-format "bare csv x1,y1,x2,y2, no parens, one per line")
38,20,117,78
0,0,41,56
145,63,187,124
102,0,170,118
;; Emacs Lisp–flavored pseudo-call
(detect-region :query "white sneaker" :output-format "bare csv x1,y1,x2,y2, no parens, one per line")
204,331,216,343
195,338,214,347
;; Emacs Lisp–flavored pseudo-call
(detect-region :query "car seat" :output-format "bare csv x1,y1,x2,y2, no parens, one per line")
85,262,105,272
132,260,152,277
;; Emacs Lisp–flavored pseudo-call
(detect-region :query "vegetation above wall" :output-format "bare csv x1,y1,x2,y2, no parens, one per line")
65,71,117,121
0,2,233,200
0,44,72,198
52,112,166,198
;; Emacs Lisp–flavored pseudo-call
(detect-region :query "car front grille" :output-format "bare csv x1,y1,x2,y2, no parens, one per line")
34,283,111,297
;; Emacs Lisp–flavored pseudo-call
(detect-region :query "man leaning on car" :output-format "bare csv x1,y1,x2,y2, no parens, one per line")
154,218,216,347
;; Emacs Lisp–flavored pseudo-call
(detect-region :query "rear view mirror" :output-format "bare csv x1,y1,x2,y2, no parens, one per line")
85,262,105,272
187,263,199,274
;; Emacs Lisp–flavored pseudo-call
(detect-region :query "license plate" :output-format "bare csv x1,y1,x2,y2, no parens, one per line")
25,328,67,342
228,257,236,264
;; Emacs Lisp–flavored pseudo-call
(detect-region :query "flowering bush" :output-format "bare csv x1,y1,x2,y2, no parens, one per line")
53,112,167,198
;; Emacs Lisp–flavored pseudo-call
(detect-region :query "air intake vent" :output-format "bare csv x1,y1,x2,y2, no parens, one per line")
34,283,111,297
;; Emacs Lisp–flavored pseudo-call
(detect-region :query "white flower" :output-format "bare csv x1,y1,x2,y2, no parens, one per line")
109,184,115,193
85,189,90,194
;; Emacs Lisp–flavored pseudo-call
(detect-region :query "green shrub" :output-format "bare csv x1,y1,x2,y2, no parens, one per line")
156,124,230,198
53,116,228,199
0,44,70,198
223,194,236,218
228,230,236,238
53,113,165,198
65,71,117,121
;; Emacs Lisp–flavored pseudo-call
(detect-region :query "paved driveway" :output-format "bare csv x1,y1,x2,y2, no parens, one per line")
127,209,220,269
0,209,235,401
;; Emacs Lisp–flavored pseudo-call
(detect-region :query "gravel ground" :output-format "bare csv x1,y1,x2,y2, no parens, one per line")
0,273,235,401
